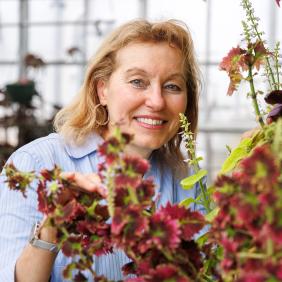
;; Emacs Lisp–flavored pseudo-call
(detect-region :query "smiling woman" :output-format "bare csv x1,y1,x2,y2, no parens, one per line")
0,19,203,281
97,42,187,159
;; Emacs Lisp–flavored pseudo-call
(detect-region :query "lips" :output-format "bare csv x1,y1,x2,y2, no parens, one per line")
134,116,168,126
135,117,166,125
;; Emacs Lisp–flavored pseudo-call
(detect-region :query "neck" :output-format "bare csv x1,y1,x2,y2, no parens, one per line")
124,144,152,160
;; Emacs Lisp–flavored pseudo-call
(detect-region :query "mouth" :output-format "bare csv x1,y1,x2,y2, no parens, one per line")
134,116,168,126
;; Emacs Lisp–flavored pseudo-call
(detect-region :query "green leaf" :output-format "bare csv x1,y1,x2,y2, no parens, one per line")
226,145,232,154
205,207,220,222
220,137,253,174
196,156,203,162
179,197,195,207
196,232,209,247
273,118,282,162
180,169,208,190
207,185,216,196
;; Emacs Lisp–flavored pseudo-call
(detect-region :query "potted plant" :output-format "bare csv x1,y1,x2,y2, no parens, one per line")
5,53,45,106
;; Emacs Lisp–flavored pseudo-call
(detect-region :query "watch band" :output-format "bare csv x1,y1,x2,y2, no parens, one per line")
29,222,59,253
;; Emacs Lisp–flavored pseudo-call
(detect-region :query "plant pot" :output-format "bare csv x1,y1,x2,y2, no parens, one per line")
6,81,37,106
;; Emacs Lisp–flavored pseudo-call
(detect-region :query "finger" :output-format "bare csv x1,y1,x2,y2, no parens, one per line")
60,172,107,197
81,173,108,197
240,128,259,141
85,173,101,185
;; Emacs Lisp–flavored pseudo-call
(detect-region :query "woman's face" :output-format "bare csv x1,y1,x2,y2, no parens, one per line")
97,42,187,158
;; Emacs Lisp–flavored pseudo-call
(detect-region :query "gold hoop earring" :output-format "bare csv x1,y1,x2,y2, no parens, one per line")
94,103,109,126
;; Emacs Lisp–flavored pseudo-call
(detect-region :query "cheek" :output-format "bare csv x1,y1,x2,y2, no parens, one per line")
171,96,187,116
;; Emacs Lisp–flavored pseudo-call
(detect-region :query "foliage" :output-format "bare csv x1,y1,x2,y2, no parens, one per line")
2,1,282,281
212,0,282,280
212,123,282,281
179,113,212,213
4,131,216,282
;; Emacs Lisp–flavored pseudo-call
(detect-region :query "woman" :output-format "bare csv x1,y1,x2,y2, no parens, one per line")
0,19,202,281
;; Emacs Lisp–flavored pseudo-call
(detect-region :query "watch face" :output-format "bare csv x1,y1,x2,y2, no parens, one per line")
29,222,40,243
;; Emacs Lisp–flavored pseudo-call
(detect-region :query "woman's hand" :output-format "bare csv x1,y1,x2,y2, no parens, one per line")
60,172,107,197
240,128,260,141
40,172,107,241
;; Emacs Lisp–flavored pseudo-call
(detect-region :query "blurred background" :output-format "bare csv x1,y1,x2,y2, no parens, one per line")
0,0,281,183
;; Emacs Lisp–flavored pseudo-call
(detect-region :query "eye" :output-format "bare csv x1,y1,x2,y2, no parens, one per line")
164,83,181,92
129,79,146,88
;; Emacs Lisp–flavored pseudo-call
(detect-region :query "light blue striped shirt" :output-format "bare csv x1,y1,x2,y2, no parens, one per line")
0,132,203,281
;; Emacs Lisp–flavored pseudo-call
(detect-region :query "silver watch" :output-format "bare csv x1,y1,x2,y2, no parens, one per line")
29,222,59,253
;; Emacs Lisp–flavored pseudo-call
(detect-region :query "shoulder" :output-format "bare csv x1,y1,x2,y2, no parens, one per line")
7,132,104,172
17,133,64,154
7,133,65,171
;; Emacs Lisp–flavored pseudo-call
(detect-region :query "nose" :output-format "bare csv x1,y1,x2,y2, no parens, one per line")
145,85,165,111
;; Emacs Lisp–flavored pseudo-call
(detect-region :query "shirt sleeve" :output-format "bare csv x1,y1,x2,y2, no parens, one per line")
0,150,44,281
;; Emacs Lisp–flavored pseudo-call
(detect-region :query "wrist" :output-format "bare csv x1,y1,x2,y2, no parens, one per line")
29,221,59,253
39,224,57,244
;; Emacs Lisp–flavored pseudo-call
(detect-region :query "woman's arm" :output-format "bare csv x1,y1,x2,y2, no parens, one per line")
0,150,58,282
14,170,105,282
15,223,58,282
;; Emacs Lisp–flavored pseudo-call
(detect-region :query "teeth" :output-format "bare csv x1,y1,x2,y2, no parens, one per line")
136,118,164,125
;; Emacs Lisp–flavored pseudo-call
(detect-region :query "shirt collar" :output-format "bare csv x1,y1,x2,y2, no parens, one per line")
64,132,104,159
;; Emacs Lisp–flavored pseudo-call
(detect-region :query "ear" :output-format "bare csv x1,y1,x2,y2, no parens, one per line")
97,79,108,106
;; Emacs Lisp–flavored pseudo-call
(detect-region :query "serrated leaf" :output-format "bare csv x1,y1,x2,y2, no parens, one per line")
205,207,220,222
179,197,195,207
180,169,208,190
196,232,209,247
273,118,282,161
220,137,253,174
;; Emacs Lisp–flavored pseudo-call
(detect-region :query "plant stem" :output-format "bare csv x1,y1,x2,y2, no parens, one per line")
191,154,211,213
106,167,115,217
274,43,280,88
243,0,277,90
248,65,265,127
237,252,266,259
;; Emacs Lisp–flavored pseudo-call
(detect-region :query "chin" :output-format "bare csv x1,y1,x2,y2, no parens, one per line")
135,140,164,152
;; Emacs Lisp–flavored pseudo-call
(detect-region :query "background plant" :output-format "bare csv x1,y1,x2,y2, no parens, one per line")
211,0,282,281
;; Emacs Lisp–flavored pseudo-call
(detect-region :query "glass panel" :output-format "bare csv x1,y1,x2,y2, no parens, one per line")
0,66,18,86
146,0,207,60
29,0,84,23
275,5,282,44
0,27,19,61
209,0,242,62
29,25,91,61
209,0,274,62
86,33,103,59
38,65,83,108
111,0,140,23
88,0,116,21
199,65,259,126
0,0,19,24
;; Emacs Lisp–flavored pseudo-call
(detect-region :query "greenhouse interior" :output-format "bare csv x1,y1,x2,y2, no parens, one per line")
0,0,282,281
1,0,281,181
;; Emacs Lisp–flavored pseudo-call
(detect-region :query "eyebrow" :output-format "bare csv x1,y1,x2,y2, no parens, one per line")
125,68,147,75
125,68,186,82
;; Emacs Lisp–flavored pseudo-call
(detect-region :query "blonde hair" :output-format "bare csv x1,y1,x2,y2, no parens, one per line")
54,19,201,172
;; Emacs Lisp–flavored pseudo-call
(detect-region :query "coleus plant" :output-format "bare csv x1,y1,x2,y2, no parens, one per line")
4,129,216,282
212,0,282,281
3,1,282,281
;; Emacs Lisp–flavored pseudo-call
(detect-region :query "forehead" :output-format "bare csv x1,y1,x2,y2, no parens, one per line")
114,41,184,72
